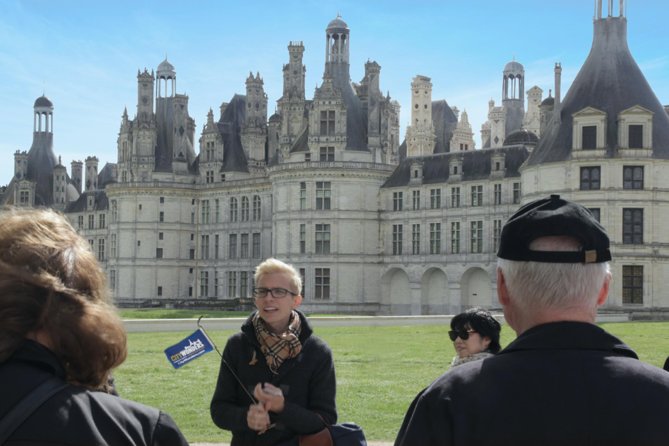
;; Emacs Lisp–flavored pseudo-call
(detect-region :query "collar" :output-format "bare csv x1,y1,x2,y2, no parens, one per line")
499,321,638,359
5,339,67,378
241,309,313,344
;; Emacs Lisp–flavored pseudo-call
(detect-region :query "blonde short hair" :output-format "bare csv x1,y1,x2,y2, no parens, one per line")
254,258,302,295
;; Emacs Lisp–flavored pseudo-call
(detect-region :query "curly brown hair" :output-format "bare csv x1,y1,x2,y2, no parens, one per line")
0,207,127,389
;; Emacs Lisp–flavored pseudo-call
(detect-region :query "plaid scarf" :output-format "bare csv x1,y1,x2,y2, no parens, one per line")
253,311,303,374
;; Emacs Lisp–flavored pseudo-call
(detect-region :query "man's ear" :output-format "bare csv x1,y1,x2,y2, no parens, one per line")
292,294,303,309
497,268,511,307
595,273,611,307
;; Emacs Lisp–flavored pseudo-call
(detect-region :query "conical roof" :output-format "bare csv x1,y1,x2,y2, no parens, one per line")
527,16,669,165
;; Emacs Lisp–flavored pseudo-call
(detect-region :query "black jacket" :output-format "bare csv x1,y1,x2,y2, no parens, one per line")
210,311,337,446
0,340,188,446
395,321,669,446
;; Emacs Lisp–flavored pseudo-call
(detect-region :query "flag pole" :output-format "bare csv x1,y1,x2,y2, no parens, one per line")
197,316,257,405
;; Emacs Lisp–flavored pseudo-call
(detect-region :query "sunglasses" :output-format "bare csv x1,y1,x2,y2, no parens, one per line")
448,329,476,341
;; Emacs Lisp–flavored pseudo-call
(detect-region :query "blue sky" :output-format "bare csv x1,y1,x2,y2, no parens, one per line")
1,0,668,186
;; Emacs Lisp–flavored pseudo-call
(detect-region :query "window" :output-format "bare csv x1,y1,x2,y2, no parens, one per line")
622,265,643,304
159,211,164,222
580,166,601,190
623,208,643,244
78,215,84,229
88,214,95,229
241,197,250,221
430,188,441,209
316,182,331,210
160,196,164,204
201,235,210,259
512,183,521,204
111,234,116,257
393,192,403,211
214,234,220,259
315,224,331,254
470,221,483,253
589,208,601,222
493,219,502,250
158,232,164,240
97,239,105,261
320,146,335,161
99,214,106,229
412,224,420,255
300,182,307,210
471,185,483,206
299,268,306,297
191,212,195,224
215,199,220,223
252,233,261,258
228,271,237,298
320,110,335,136
493,184,502,205
412,190,420,210
240,271,249,298
628,125,643,148
305,153,311,162
214,271,219,298
451,187,460,208
582,125,597,149
111,200,118,222
315,268,330,299
252,195,261,220
206,170,214,183
623,166,644,190
157,286,163,297
109,270,116,290
300,224,306,253
199,271,209,297
229,234,237,258
156,247,163,258
451,222,460,254
201,200,210,224
392,224,403,255
189,249,195,260
19,190,30,205
241,233,249,258
429,223,441,254
230,197,238,222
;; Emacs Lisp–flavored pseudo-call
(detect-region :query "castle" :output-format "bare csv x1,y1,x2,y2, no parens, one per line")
3,1,669,315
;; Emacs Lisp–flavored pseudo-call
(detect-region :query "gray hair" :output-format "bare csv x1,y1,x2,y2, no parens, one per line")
497,236,610,311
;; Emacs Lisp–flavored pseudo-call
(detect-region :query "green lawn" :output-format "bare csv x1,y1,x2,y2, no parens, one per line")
114,321,669,443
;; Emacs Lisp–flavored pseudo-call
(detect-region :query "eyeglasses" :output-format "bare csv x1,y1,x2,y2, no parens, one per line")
252,287,298,299
448,329,476,341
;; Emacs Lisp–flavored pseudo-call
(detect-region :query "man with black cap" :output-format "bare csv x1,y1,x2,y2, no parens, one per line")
395,195,669,446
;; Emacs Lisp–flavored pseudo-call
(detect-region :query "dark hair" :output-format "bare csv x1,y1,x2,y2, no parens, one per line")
450,308,502,353
0,207,127,389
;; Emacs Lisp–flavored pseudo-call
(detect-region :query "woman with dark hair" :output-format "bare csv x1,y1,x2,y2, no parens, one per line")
0,207,188,445
448,307,502,368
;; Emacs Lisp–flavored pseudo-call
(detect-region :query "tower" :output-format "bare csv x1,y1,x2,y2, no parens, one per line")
450,109,476,151
137,68,154,124
502,60,525,137
405,75,436,157
52,157,67,207
71,160,83,193
324,15,350,84
524,86,543,136
85,156,98,192
242,72,268,162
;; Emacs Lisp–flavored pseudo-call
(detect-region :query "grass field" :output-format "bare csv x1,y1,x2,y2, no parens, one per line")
114,321,669,443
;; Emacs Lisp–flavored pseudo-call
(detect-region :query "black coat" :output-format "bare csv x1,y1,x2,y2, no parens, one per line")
0,340,188,446
210,311,337,446
395,321,669,446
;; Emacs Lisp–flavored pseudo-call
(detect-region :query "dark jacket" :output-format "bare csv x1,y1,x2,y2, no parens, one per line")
395,321,669,446
210,311,337,446
0,340,188,446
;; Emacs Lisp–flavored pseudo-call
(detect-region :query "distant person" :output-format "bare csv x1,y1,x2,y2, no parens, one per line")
0,207,188,445
395,195,669,445
210,258,336,445
448,307,501,368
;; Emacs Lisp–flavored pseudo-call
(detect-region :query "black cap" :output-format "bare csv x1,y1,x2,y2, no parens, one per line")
497,195,611,263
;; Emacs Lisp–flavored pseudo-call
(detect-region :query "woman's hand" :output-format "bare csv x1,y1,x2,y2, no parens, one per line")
246,403,271,432
254,382,285,413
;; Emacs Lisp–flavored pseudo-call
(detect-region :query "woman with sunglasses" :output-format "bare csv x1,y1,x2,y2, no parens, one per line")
210,258,336,445
448,307,502,368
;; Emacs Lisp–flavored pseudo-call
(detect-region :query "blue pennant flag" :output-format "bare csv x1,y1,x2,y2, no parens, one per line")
164,328,214,369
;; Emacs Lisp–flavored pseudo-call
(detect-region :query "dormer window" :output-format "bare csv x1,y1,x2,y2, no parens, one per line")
618,106,653,150
572,107,606,151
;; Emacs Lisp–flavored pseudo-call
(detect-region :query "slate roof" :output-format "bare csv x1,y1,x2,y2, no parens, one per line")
216,94,249,173
383,146,529,188
26,132,57,206
527,16,669,165
65,190,109,213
